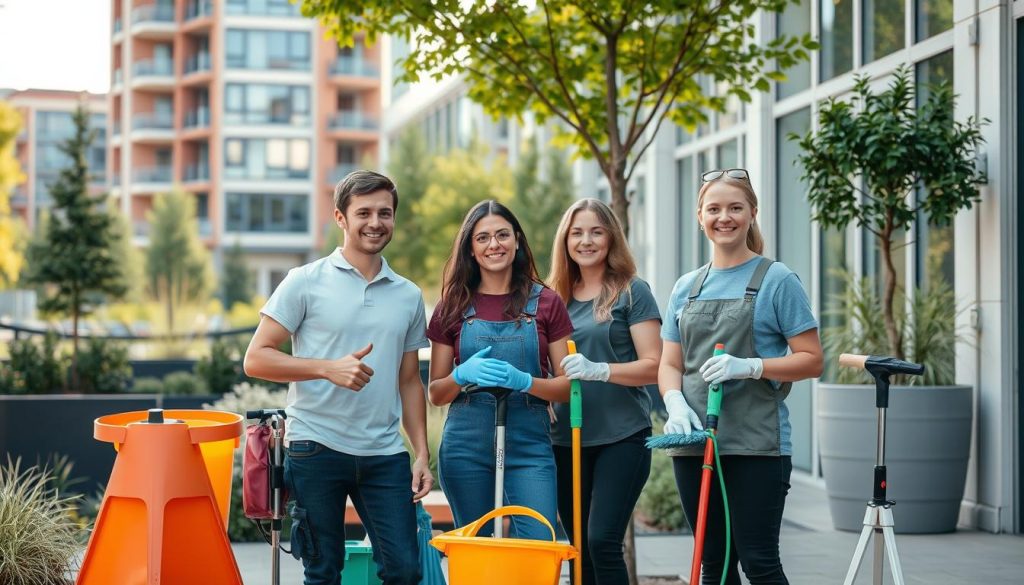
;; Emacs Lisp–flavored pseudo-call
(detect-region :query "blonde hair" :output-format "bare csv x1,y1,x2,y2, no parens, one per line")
548,199,637,322
696,176,765,255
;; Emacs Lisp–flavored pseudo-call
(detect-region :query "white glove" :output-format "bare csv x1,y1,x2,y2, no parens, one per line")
662,390,704,435
699,353,763,385
560,353,611,382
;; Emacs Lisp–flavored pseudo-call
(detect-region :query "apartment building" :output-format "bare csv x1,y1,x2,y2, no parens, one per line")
5,89,108,230
109,0,381,295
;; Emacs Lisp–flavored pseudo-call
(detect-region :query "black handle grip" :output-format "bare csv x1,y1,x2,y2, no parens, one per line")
865,356,925,377
246,409,287,421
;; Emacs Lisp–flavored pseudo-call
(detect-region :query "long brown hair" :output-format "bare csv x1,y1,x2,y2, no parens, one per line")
548,199,637,322
436,200,543,330
696,176,765,255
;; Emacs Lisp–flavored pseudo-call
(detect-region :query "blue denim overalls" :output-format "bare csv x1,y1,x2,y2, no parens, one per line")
437,283,557,539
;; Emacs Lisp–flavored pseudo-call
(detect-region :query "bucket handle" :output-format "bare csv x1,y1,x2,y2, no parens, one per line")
453,505,556,542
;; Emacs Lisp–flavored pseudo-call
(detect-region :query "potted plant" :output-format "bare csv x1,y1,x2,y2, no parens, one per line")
793,66,986,533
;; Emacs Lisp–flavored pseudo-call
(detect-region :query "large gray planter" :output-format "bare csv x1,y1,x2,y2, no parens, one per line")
817,383,972,533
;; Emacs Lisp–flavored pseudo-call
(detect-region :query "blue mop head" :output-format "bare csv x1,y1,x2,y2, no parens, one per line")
645,431,708,449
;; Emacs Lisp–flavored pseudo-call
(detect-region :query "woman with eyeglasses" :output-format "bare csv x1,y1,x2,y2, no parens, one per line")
427,199,573,539
547,199,662,585
659,169,824,584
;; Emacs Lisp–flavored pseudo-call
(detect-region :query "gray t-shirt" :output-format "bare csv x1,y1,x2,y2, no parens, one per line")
551,278,662,447
260,250,429,456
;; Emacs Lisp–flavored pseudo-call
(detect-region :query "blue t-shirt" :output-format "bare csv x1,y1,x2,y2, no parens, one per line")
660,256,818,455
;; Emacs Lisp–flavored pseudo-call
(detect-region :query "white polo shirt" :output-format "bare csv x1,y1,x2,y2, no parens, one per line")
260,249,429,456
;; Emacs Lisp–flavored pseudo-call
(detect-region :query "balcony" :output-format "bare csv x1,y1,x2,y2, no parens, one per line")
198,217,212,237
133,220,151,237
183,107,210,129
330,57,379,78
112,120,122,137
329,111,378,132
131,4,177,39
328,163,358,185
185,0,213,21
184,52,211,75
225,0,301,17
113,17,123,35
133,165,173,184
184,162,210,182
131,59,175,90
112,68,124,90
10,186,27,207
132,111,174,131
223,111,310,126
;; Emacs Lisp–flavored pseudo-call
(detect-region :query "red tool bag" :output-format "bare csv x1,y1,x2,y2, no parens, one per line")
242,420,287,520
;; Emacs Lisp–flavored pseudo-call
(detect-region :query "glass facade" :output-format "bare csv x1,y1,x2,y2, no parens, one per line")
225,0,301,17
33,111,106,205
863,0,905,64
224,83,311,125
915,50,955,290
915,0,953,43
224,138,311,180
226,29,311,71
777,1,811,99
226,192,309,232
820,0,854,81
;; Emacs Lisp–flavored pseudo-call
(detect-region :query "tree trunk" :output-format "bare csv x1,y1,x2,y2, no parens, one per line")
609,173,630,239
624,514,638,585
878,228,904,360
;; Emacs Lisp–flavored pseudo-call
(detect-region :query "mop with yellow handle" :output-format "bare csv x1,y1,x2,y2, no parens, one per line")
566,340,583,585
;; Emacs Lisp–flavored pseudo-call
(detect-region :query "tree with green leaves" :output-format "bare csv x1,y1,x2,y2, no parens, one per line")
413,143,513,293
511,137,574,276
221,240,254,310
146,190,214,332
25,104,126,390
386,127,432,285
0,100,26,287
301,0,814,234
107,199,145,302
794,66,985,360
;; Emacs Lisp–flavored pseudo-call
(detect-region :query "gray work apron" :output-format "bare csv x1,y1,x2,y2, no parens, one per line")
672,257,790,457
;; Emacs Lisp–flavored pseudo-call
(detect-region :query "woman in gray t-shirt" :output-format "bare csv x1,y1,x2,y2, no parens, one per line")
548,198,662,585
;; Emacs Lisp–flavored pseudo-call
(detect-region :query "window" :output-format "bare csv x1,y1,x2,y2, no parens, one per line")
820,0,854,81
863,0,905,64
776,109,812,282
224,84,311,125
915,0,953,42
915,50,955,290
223,138,311,180
717,139,740,170
225,29,311,71
777,1,811,99
676,156,697,274
226,193,309,232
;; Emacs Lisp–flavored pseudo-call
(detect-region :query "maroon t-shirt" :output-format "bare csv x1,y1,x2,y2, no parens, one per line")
427,287,574,377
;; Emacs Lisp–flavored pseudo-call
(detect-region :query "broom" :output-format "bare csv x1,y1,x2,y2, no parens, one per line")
567,340,583,585
645,343,732,585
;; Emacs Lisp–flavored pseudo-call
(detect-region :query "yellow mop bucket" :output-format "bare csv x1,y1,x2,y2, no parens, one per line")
430,505,578,585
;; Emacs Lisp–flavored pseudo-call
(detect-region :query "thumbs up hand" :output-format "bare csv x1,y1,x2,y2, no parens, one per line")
324,343,375,391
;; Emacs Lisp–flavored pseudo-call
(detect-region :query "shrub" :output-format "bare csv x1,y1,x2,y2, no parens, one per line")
636,415,685,532
75,337,132,393
0,457,83,584
195,339,242,394
1,333,65,394
161,371,209,395
205,382,290,542
130,377,164,394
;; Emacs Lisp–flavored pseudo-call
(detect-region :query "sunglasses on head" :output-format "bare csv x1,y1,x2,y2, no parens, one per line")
701,168,750,183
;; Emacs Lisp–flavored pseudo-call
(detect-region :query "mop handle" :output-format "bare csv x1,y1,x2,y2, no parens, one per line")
690,429,717,585
705,343,726,422
567,340,583,585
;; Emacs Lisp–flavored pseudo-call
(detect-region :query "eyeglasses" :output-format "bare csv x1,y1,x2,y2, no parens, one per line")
702,168,751,183
473,230,515,246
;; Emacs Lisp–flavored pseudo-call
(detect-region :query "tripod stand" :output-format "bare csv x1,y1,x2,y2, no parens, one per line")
837,354,925,585
246,409,288,585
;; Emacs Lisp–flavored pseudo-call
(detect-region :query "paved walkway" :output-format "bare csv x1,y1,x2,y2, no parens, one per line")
233,477,1024,584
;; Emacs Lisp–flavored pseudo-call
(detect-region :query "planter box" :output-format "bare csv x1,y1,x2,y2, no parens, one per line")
817,383,972,533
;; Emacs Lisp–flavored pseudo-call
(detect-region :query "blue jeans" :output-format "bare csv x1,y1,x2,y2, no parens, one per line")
284,441,420,585
438,391,557,539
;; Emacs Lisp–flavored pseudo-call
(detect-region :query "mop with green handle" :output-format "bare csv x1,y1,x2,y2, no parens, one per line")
645,343,732,585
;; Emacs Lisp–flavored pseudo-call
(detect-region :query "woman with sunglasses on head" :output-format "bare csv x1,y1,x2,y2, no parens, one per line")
547,199,662,585
659,169,823,584
427,200,573,539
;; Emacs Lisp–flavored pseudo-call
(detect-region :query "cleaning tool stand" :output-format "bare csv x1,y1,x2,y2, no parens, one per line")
838,354,925,585
77,408,244,585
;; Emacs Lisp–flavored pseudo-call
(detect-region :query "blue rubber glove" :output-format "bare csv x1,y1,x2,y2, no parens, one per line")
452,346,506,387
494,361,534,393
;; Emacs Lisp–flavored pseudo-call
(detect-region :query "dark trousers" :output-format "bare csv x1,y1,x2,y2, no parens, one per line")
672,455,792,585
285,441,420,585
554,428,652,585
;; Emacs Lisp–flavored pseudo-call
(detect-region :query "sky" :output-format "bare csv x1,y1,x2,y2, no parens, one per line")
0,0,111,93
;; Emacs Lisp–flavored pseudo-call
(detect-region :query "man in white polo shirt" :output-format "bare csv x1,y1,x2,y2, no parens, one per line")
244,170,431,585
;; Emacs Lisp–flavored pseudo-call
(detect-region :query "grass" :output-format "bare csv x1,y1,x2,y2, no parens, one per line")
0,457,83,585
